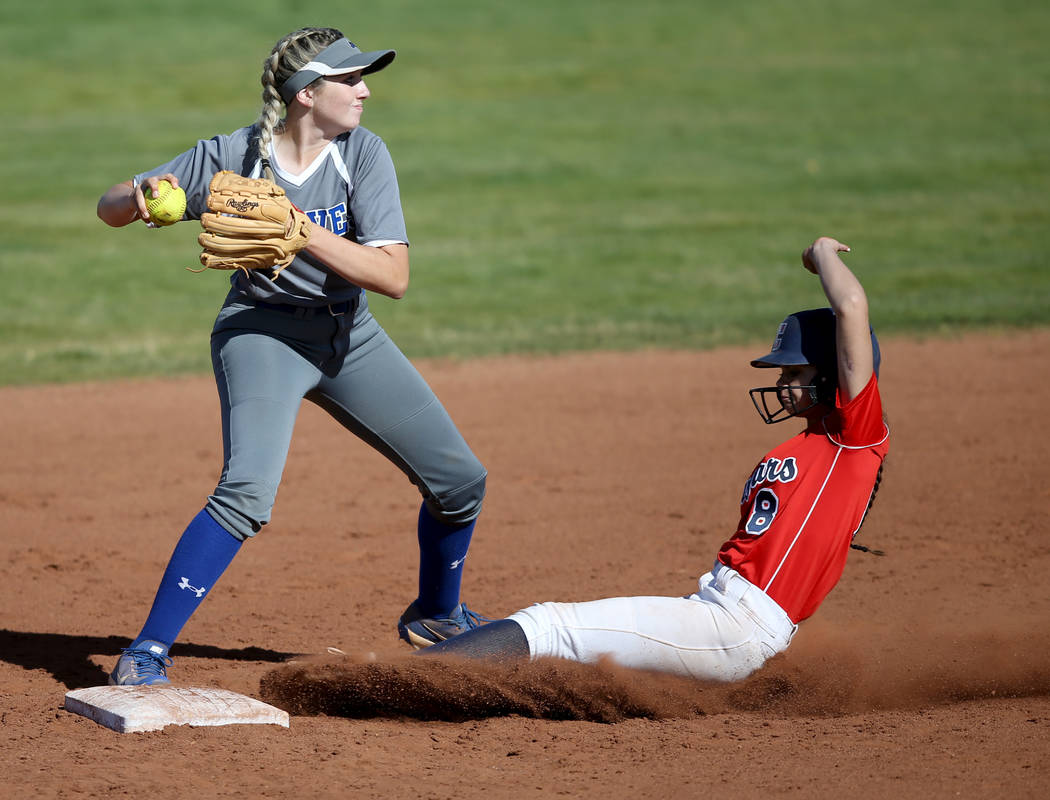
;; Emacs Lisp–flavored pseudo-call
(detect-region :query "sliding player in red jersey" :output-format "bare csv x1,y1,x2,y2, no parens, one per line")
414,236,889,682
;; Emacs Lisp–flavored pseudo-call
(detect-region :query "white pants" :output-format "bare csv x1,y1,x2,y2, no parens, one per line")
508,562,798,682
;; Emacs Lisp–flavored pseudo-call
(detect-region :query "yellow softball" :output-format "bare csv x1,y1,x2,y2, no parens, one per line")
143,180,187,226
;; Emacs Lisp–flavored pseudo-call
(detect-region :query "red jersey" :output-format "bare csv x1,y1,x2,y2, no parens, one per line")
716,374,889,623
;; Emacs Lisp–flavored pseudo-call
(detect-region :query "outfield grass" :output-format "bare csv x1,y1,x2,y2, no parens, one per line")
1,0,1047,385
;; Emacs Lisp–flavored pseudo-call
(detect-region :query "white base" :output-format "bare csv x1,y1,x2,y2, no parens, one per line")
64,686,290,733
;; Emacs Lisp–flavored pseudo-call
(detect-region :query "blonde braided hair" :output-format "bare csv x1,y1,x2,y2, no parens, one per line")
256,27,344,181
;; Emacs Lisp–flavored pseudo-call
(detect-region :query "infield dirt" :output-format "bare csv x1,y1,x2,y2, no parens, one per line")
3,331,1048,798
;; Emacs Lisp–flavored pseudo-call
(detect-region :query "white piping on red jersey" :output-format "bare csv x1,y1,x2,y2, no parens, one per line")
825,422,890,450
761,420,888,592
762,447,843,594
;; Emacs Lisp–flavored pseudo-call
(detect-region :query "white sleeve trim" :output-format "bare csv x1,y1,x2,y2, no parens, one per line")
824,421,890,450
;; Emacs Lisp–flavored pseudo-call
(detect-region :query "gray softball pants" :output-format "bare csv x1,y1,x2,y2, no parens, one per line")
205,291,487,541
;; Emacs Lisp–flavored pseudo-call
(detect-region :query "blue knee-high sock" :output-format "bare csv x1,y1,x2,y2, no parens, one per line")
133,508,243,651
415,502,475,618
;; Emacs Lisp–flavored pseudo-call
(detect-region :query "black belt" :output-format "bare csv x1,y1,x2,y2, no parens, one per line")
252,299,354,318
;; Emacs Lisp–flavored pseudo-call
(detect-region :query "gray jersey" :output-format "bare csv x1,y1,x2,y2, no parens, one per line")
136,125,409,305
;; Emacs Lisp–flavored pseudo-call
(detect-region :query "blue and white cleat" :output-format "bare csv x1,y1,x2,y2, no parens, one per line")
397,602,491,649
108,639,173,686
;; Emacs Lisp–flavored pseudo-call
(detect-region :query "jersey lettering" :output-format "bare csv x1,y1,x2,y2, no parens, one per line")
330,204,349,235
744,488,779,535
306,202,349,236
740,456,798,504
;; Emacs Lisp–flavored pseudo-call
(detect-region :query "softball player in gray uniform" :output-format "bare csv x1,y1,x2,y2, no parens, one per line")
98,27,488,685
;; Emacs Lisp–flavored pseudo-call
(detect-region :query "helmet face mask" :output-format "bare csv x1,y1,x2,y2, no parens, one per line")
749,382,822,425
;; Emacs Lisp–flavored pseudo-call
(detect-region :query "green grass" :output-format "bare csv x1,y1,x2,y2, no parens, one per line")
1,0,1047,384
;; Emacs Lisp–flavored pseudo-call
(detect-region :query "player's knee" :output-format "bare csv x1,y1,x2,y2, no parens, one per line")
425,470,486,525
208,477,279,539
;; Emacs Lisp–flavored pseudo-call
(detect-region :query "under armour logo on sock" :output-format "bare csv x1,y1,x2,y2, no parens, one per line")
178,577,207,598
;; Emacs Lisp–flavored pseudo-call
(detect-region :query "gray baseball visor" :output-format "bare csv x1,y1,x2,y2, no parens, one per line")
279,38,395,103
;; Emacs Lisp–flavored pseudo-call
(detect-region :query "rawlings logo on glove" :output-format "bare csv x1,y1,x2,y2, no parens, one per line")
225,198,261,214
196,171,311,279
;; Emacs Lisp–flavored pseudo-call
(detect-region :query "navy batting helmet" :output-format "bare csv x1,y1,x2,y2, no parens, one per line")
749,308,881,424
